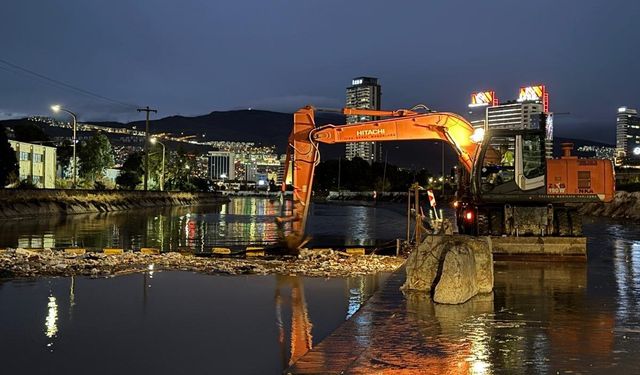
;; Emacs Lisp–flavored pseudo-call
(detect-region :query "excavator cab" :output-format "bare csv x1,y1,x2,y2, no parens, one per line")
473,129,547,201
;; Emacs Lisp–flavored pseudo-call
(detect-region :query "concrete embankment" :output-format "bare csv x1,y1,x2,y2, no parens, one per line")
0,189,229,219
578,191,640,221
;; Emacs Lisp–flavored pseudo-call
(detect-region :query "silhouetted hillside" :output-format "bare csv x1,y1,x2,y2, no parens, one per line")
91,110,346,153
0,112,616,172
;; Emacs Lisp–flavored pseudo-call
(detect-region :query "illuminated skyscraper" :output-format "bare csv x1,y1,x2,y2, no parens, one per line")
616,106,640,166
207,151,235,180
345,77,382,163
485,85,552,158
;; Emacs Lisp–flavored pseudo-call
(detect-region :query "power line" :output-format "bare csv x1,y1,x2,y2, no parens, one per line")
0,57,139,109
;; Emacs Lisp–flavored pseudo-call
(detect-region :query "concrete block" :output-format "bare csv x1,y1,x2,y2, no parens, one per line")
246,247,264,257
64,248,86,255
212,247,231,255
103,248,124,255
345,248,365,256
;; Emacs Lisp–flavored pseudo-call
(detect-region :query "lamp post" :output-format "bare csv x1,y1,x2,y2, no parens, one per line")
150,137,165,191
51,105,77,188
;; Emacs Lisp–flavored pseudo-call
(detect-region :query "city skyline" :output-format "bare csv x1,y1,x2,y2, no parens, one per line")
1,0,639,145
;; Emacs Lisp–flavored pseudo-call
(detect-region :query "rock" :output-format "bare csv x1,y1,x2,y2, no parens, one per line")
402,236,446,292
433,244,479,304
470,237,493,294
403,235,494,304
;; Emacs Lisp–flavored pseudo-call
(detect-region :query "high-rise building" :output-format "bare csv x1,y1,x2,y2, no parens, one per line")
345,77,382,163
9,140,57,188
486,102,544,130
467,90,498,129
207,151,235,180
485,84,553,158
616,106,640,166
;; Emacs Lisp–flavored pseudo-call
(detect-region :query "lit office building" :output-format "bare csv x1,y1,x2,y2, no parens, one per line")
467,91,497,129
616,106,640,166
485,85,552,158
9,140,57,188
486,102,544,130
207,151,235,180
345,77,382,163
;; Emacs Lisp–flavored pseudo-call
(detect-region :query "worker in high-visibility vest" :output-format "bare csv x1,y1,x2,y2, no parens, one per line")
498,145,515,184
500,146,514,167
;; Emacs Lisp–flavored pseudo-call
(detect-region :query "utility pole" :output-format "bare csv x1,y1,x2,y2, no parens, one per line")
137,106,157,191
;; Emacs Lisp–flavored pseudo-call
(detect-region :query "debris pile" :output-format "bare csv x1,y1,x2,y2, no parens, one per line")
0,248,405,279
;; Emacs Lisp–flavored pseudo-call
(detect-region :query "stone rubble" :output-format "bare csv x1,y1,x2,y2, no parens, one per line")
0,248,405,279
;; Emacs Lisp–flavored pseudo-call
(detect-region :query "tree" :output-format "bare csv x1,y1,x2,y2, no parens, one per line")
77,133,114,181
164,147,198,191
56,139,73,177
0,126,18,187
116,152,144,190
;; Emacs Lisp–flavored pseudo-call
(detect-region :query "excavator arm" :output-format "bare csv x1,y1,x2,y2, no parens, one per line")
278,105,479,249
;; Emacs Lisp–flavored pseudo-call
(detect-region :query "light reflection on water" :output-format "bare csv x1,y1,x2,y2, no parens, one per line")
0,271,386,374
2,201,640,372
0,198,405,251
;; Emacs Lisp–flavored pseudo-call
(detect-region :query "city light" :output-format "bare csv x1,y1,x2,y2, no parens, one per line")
633,147,640,156
470,128,485,143
619,107,628,113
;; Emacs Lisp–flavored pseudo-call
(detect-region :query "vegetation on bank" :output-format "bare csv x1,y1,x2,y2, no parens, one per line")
0,121,212,192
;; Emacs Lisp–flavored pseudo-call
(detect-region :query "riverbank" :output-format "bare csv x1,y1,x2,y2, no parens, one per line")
0,248,405,279
0,189,228,219
578,190,640,221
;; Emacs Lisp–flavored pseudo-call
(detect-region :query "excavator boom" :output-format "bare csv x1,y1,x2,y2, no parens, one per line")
280,106,479,246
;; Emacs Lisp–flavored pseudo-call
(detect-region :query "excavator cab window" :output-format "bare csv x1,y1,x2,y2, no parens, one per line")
479,136,516,193
521,133,545,179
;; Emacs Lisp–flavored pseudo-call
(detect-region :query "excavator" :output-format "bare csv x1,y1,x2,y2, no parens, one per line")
279,105,615,249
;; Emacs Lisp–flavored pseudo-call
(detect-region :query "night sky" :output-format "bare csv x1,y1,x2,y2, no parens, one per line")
1,0,639,143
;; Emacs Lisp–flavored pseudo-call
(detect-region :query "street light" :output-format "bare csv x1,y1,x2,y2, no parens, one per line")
150,137,165,191
51,105,78,188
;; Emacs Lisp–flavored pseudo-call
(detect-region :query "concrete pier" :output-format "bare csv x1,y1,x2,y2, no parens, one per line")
491,236,586,261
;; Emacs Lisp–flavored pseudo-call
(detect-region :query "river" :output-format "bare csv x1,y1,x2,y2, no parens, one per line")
1,197,639,374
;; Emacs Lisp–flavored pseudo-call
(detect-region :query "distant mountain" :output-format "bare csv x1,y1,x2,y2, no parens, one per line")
1,111,616,173
93,110,346,153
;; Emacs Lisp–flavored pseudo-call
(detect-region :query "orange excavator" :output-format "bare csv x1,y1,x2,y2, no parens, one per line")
279,106,615,248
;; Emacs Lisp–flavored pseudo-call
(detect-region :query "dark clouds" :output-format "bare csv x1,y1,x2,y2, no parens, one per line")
1,0,639,143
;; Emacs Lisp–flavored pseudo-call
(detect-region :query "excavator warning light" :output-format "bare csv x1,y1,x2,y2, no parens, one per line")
464,210,474,222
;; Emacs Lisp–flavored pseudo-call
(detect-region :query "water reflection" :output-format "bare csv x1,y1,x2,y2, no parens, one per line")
274,276,313,367
289,262,624,374
44,295,58,350
0,198,410,251
0,272,387,374
0,198,295,252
